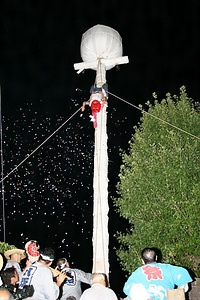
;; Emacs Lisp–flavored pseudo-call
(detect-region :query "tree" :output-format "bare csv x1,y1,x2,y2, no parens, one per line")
114,86,200,276
0,241,16,253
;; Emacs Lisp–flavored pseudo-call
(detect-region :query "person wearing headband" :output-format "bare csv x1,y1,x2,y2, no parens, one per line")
56,257,91,300
19,247,66,300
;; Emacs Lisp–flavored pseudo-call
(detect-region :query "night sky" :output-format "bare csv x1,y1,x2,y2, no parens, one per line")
0,1,200,298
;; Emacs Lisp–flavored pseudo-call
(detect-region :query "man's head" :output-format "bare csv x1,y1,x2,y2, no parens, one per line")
1,267,19,286
56,258,69,271
4,249,26,263
91,273,108,287
39,247,55,266
25,240,40,263
0,288,14,300
141,248,157,264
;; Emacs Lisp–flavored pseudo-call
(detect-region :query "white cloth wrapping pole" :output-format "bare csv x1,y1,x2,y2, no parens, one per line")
73,24,129,279
74,56,129,74
95,61,106,88
92,104,109,276
92,62,109,276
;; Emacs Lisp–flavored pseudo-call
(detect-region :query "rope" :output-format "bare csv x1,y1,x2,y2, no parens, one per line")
0,106,82,184
0,87,6,242
108,91,200,140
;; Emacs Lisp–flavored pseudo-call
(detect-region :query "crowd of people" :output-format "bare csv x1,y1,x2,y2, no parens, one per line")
0,242,193,300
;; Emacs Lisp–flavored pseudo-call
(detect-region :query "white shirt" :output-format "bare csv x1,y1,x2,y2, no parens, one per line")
60,268,91,300
19,261,59,300
4,260,23,282
80,283,118,300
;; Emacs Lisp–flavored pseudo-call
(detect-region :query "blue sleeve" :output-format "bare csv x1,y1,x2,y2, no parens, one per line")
123,272,137,296
170,265,192,287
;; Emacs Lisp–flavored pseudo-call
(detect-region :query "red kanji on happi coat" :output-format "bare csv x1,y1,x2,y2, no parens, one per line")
142,265,163,281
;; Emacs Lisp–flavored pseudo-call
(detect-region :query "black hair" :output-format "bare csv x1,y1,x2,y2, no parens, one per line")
1,267,18,285
39,247,55,263
141,248,157,264
56,258,67,271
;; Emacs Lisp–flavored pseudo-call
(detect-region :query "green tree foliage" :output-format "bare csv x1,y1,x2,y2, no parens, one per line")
0,241,16,253
114,86,200,276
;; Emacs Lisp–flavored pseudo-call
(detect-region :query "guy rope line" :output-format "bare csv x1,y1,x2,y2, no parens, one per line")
108,91,200,141
0,106,82,184
2,91,199,185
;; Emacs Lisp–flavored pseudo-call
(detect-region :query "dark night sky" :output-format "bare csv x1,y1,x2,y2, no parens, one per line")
0,1,200,298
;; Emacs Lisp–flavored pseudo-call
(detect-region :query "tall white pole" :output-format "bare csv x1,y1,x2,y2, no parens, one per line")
92,63,109,276
74,24,129,280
